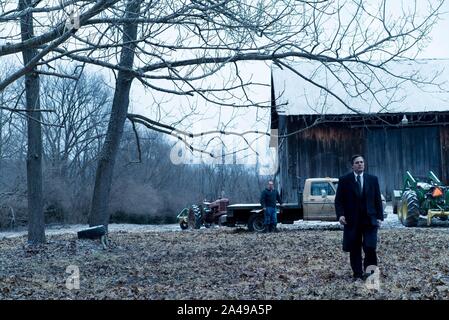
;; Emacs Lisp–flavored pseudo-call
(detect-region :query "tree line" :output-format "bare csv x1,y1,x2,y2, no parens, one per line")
0,66,265,230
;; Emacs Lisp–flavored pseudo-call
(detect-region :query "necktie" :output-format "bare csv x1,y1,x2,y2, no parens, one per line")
356,175,362,194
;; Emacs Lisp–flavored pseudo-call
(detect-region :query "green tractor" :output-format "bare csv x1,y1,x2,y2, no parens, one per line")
395,171,449,227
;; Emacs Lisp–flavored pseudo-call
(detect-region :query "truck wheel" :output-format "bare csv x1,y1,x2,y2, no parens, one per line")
248,214,265,232
400,190,420,227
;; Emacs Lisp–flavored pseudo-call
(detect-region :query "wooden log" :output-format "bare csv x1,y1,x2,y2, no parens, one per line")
77,225,106,239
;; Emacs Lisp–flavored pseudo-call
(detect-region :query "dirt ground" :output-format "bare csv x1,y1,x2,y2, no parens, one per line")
1,226,449,300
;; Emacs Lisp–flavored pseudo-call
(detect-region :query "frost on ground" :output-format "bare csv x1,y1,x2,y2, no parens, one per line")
1,204,442,240
0,223,180,239
1,220,449,300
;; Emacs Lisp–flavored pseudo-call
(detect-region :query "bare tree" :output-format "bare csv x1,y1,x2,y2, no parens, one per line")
110,125,262,218
40,67,111,180
88,0,143,227
39,67,111,222
1,0,119,242
18,0,46,244
90,0,445,227
0,0,446,231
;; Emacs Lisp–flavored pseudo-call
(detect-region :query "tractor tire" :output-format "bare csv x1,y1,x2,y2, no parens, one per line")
247,214,265,232
191,205,203,229
400,190,420,227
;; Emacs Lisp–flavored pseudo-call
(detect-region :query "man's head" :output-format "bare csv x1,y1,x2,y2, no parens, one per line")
267,180,274,190
351,155,365,174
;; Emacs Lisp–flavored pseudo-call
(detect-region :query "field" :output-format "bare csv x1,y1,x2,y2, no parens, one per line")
1,225,449,300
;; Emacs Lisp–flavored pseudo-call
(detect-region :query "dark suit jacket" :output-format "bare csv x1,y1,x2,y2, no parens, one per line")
335,172,384,251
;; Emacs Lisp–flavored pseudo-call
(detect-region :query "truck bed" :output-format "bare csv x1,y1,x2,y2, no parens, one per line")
225,202,303,225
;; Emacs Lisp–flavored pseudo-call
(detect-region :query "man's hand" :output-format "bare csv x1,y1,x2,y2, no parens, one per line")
377,219,382,228
339,216,347,225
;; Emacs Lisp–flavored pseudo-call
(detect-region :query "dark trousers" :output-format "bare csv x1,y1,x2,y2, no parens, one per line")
349,224,378,276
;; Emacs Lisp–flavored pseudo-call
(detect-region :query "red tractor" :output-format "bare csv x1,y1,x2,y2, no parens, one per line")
177,198,229,230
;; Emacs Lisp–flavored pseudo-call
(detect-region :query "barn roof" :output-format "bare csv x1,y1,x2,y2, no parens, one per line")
271,59,449,116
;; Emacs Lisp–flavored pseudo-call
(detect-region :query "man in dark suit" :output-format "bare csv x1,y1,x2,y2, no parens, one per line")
335,155,384,280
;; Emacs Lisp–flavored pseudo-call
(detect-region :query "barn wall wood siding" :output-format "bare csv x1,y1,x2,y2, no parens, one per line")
278,120,448,203
365,127,441,200
279,120,365,203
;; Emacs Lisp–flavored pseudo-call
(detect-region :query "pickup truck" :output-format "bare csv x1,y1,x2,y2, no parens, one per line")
218,177,387,232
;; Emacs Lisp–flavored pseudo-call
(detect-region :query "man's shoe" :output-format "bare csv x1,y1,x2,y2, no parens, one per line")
353,273,364,281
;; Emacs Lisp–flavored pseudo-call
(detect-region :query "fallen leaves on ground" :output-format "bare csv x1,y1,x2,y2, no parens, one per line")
1,227,449,299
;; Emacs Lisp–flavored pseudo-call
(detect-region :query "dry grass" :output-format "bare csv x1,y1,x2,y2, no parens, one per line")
1,227,449,299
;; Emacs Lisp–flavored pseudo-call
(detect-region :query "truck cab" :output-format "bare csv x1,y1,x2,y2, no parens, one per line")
301,178,339,221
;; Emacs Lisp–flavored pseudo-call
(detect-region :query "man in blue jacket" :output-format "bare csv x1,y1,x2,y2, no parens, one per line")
260,180,282,232
335,155,384,280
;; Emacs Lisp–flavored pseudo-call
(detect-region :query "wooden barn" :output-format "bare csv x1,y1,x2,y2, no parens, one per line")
270,59,449,202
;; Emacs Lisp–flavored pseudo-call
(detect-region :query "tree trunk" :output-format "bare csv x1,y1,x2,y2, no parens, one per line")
0,106,3,164
88,0,142,227
19,0,45,244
